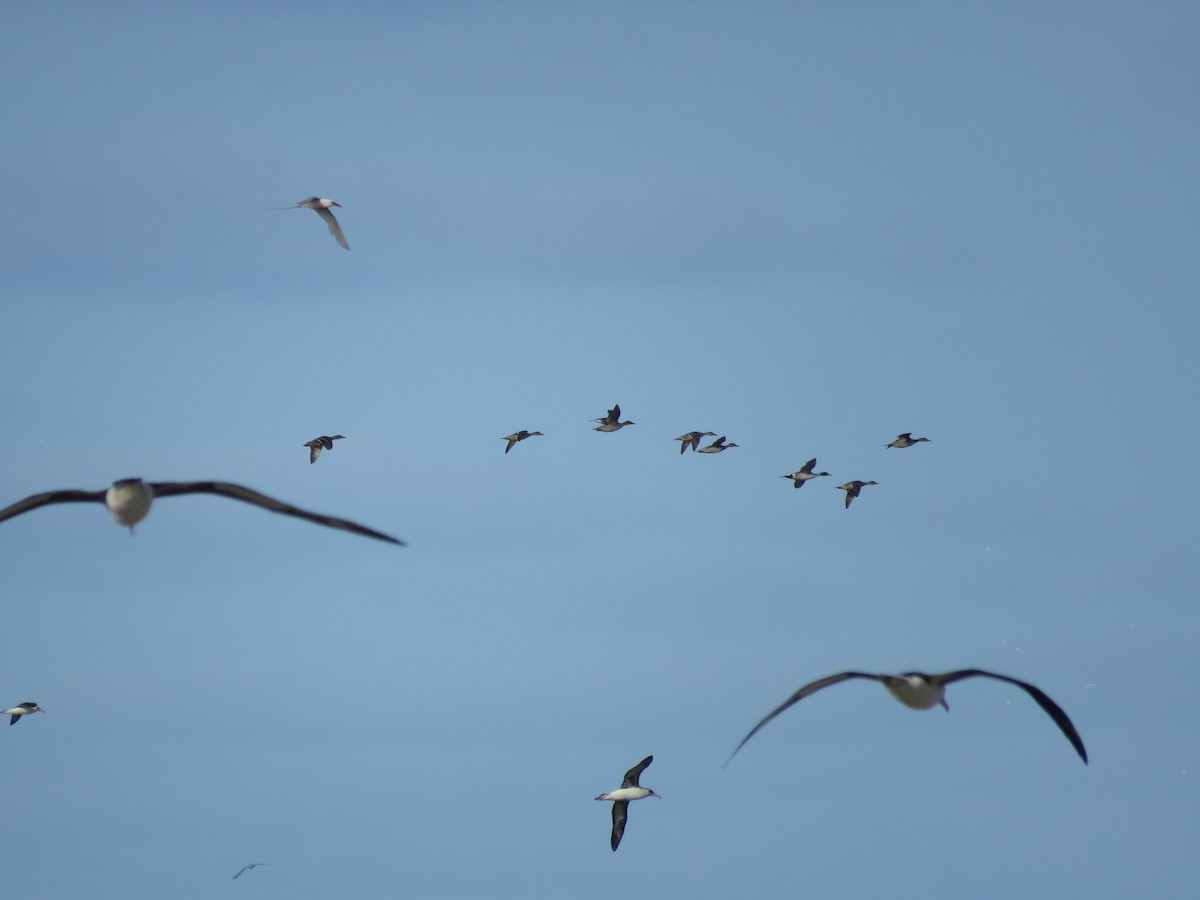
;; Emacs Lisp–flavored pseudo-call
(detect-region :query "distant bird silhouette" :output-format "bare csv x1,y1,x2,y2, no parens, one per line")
674,431,716,454
836,480,878,509
276,197,349,249
698,436,738,453
3,702,44,726
304,434,345,464
781,458,830,488
502,430,543,454
595,756,660,851
0,478,403,545
725,670,1087,767
232,863,269,880
886,433,930,448
592,404,635,432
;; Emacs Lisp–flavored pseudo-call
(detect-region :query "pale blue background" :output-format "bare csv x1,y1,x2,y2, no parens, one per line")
2,2,1197,897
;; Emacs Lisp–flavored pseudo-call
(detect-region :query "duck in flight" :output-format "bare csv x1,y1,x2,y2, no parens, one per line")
886,433,930,449
0,478,403,545
276,197,350,249
781,458,830,488
304,434,345,464
592,404,635,433
725,669,1087,767
3,702,45,726
674,431,716,454
595,755,660,851
232,863,269,880
699,436,738,453
502,430,543,454
837,480,878,508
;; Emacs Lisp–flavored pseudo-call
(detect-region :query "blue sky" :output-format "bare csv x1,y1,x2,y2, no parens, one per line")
2,2,1197,897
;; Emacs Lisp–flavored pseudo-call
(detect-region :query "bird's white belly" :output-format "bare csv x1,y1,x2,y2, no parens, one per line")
601,787,651,802
105,482,154,526
885,678,943,710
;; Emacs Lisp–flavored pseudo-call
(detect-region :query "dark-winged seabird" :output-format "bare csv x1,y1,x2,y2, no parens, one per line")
304,434,345,464
674,431,716,454
592,404,635,433
781,458,831,488
725,670,1088,767
502,430,543,454
836,480,878,508
276,197,350,249
594,755,660,851
3,702,45,726
232,863,269,880
886,433,930,448
0,478,403,545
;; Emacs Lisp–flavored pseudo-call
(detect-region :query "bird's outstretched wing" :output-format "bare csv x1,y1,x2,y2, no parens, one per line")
725,672,879,767
149,482,403,545
0,489,107,524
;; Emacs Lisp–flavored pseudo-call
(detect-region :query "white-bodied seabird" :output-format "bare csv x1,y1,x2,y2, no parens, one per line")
836,480,878,508
674,431,716,454
304,434,345,464
502,430,543,454
3,702,45,726
232,863,269,880
781,458,831,488
595,755,660,851
886,433,930,448
725,670,1088,767
699,436,738,453
0,478,403,545
592,404,635,433
276,197,350,249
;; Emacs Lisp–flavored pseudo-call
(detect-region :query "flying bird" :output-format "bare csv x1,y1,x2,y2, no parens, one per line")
277,197,350,249
725,669,1087,767
3,702,45,726
837,480,878,508
698,436,738,453
781,458,830,488
232,863,269,880
304,434,345,464
674,431,716,454
592,404,635,432
502,430,543,454
595,755,660,851
0,478,403,545
886,433,930,448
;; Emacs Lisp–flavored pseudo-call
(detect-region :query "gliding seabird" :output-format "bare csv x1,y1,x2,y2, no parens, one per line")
594,755,660,851
232,863,269,880
276,197,350,249
3,702,45,726
725,669,1088,767
0,478,403,545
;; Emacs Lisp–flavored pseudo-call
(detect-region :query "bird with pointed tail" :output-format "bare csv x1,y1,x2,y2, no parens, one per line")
674,431,716,454
781,458,830,488
502,430,543,454
276,197,350,249
592,404,635,433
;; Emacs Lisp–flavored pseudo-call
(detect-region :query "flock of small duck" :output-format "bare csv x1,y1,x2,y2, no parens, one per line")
1,200,1089,862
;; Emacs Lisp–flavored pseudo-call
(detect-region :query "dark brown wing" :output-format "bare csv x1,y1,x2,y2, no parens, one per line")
940,670,1088,763
724,672,880,767
148,482,404,546
610,801,629,851
621,755,653,788
0,488,107,524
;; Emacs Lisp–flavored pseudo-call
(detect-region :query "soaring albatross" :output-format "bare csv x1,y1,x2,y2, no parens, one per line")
594,755,660,851
725,670,1087,767
0,478,403,545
